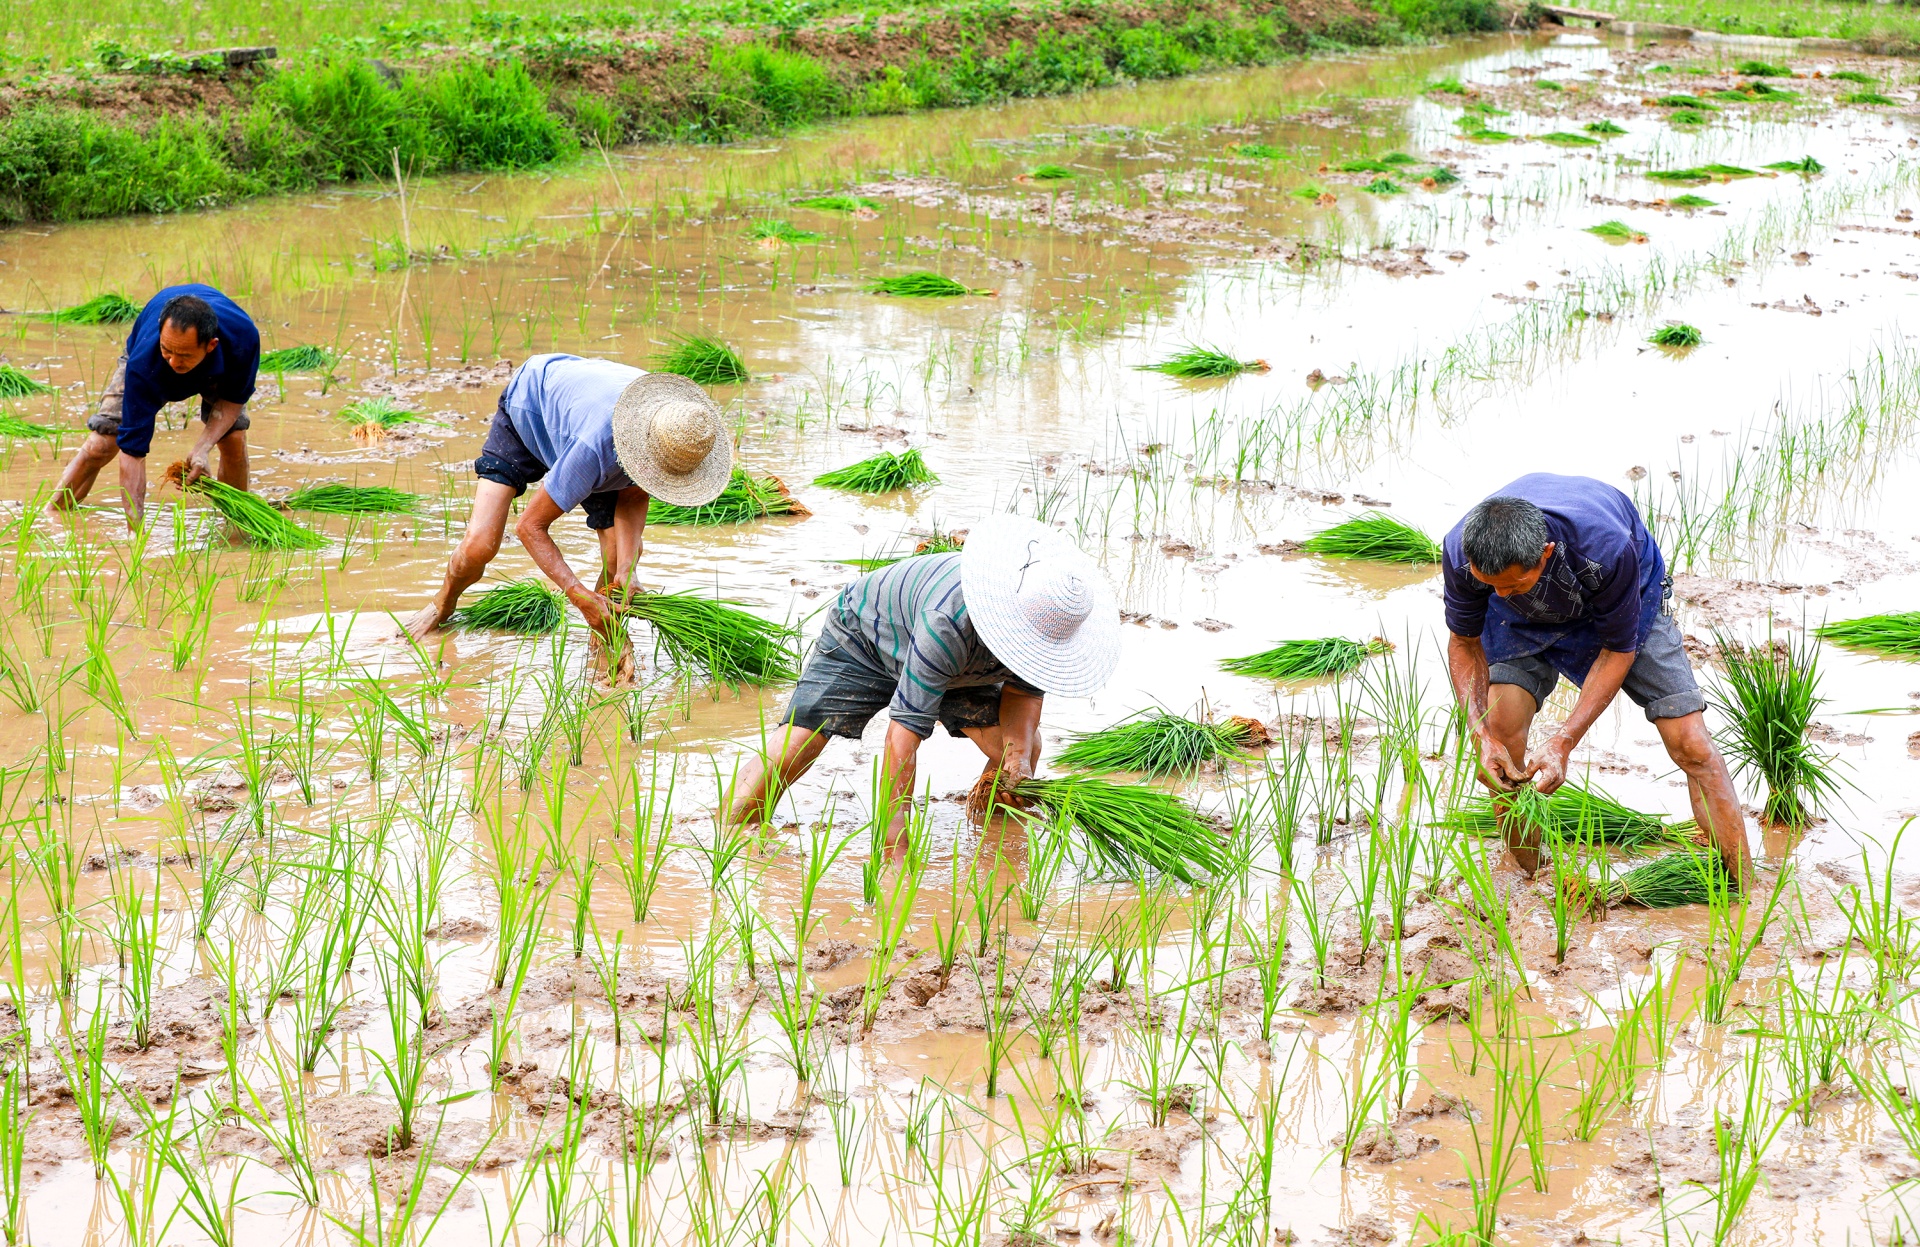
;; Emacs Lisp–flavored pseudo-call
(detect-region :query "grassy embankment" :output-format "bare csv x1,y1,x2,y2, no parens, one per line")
1598,0,1920,48
0,0,1502,224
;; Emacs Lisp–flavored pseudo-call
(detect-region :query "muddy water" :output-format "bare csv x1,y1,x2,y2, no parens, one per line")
5,31,1920,1247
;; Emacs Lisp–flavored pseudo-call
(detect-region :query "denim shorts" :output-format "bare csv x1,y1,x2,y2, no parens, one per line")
781,625,1007,740
86,354,250,441
1489,613,1706,722
473,392,619,531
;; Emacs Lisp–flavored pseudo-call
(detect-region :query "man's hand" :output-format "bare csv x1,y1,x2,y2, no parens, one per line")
182,446,213,486
1525,734,1573,795
1476,733,1527,792
567,584,617,635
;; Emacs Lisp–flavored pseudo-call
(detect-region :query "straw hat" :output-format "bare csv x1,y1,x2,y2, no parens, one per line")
961,515,1121,698
610,372,734,507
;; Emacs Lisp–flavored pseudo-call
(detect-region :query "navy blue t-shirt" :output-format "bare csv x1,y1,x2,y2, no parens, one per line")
115,284,260,457
1442,473,1665,664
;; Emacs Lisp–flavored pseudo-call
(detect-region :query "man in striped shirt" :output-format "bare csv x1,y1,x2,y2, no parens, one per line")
728,515,1120,829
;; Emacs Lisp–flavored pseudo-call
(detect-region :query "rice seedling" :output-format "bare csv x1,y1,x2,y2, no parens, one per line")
1738,59,1790,76
1655,93,1717,109
335,396,442,441
57,1000,116,1178
1815,611,1920,656
0,411,55,439
1669,193,1717,208
1300,511,1442,563
284,483,420,514
1585,119,1627,135
1830,69,1876,83
1539,131,1599,146
1029,163,1075,179
0,1069,26,1245
1567,847,1730,909
1835,821,1920,1001
1587,219,1648,242
0,367,52,398
1647,163,1756,182
1137,345,1271,378
792,194,881,213
615,761,675,923
645,467,809,524
447,578,565,633
1442,781,1672,846
39,292,141,324
1465,127,1515,142
812,447,939,491
1423,165,1461,186
1669,108,1713,124
744,219,820,243
1364,178,1404,194
865,272,993,297
257,345,334,373
163,461,325,549
1712,627,1837,826
1222,635,1391,681
1649,322,1704,348
1845,90,1898,105
608,588,800,685
652,334,749,385
1005,776,1226,884
1293,182,1333,199
1764,156,1824,173
1058,709,1267,777
1236,143,1286,158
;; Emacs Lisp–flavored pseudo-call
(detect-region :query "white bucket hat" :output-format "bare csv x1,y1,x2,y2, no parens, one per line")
961,514,1121,698
610,372,734,507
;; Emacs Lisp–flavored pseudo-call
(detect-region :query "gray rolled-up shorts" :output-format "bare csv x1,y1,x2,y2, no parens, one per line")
781,624,1008,740
85,354,251,443
1489,612,1706,722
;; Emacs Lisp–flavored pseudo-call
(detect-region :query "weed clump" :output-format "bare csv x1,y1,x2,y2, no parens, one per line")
284,484,420,514
865,272,992,297
1300,512,1442,564
745,219,820,244
448,579,565,634
163,461,324,549
40,293,141,324
653,335,749,385
1585,119,1627,135
793,195,880,213
0,366,54,398
647,467,809,525
1058,710,1268,777
1221,636,1391,680
813,449,938,492
1587,219,1647,242
258,345,335,373
1764,156,1823,174
1713,629,1838,827
1138,346,1269,378
335,397,443,442
1816,612,1920,657
609,588,800,686
1430,77,1470,94
1003,776,1227,884
1649,323,1703,348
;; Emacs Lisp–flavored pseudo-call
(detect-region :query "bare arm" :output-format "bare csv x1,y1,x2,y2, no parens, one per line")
1527,647,1635,794
117,453,148,528
995,687,1044,781
1447,632,1526,792
515,488,615,633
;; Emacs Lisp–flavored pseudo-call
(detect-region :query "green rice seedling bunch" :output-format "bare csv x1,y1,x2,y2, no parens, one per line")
1138,346,1270,378
1221,636,1392,680
1440,781,1671,847
1337,154,1414,173
745,219,820,243
335,397,443,442
163,461,323,549
1713,629,1839,826
1029,164,1075,179
653,334,749,385
284,484,420,514
1846,90,1898,106
1430,76,1469,94
1669,194,1716,208
40,293,141,324
447,579,566,633
1817,612,1920,657
609,588,800,686
1056,709,1269,777
1738,59,1790,76
1586,119,1627,135
1830,69,1876,84
1539,131,1600,146
1466,127,1515,142
1655,93,1716,109
1650,323,1703,348
1364,178,1404,195
1587,220,1647,241
1669,108,1713,125
258,345,334,373
1648,163,1755,182
865,272,993,297
646,467,809,524
793,194,881,213
1567,847,1731,909
0,366,53,398
0,410,56,438
1237,143,1286,159
1423,166,1461,186
1764,157,1823,173
1300,511,1442,564
1293,183,1333,200
813,448,939,492
1005,775,1226,884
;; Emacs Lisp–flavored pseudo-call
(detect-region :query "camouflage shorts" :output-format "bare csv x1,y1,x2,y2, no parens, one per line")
85,354,250,444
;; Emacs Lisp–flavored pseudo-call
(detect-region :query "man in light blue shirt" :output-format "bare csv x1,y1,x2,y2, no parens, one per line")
403,354,733,641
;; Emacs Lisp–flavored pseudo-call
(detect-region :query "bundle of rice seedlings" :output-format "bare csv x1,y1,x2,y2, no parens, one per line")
1845,90,1898,106
1465,127,1515,142
1764,156,1823,173
258,345,335,373
1669,109,1713,126
0,410,57,438
1713,629,1839,827
335,397,444,442
1440,782,1671,847
163,462,325,550
792,195,881,213
1587,220,1648,242
1539,131,1600,146
284,484,420,514
1565,848,1731,910
1815,612,1920,657
1292,183,1334,200
653,335,749,385
1429,76,1469,94
608,588,800,686
446,579,565,634
1029,164,1076,180
1737,59,1790,76
1717,82,1797,102
1654,93,1716,110
646,467,810,525
1003,775,1227,884
1830,69,1876,84
1647,163,1755,182
1422,166,1461,186
1669,194,1717,208
1220,636,1392,681
1057,710,1269,778
1649,323,1703,348
1237,143,1286,159
39,293,141,324
745,219,821,244
0,366,54,398
812,448,939,492
1585,119,1628,135
1336,154,1416,173
865,273,993,298
1300,512,1442,564
1364,178,1405,195
1137,346,1270,379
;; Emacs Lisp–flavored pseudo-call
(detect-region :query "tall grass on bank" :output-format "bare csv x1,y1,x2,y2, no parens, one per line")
1300,512,1442,563
1221,636,1390,680
447,579,565,633
1005,776,1227,884
813,449,938,491
1056,710,1268,777
164,463,324,549
652,335,748,385
1713,628,1838,826
646,468,808,524
39,293,141,324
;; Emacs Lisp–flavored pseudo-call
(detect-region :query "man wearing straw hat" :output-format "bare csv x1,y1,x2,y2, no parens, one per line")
402,353,732,641
727,514,1122,828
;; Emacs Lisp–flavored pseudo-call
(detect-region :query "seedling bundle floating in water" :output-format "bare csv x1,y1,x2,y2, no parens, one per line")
646,467,809,525
1336,153,1416,173
1587,220,1648,242
653,334,749,385
258,345,335,373
284,484,421,514
1816,612,1920,657
1138,346,1270,379
1649,323,1703,348
792,195,881,213
336,397,443,442
1440,782,1673,847
1001,775,1226,885
1539,131,1600,146
1028,164,1075,180
745,219,820,244
609,588,800,686
1647,163,1756,183
1585,119,1627,135
1056,710,1269,778
0,366,53,398
813,448,939,492
1300,512,1442,564
1221,636,1391,681
1764,156,1823,174
447,579,566,634
164,462,324,550
865,273,993,298
39,293,141,324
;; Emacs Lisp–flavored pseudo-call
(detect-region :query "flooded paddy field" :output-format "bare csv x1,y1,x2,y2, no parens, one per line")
5,29,1920,1247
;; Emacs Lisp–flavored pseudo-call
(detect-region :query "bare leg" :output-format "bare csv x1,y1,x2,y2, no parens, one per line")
215,428,249,492
52,432,119,511
402,481,517,640
727,725,829,825
1655,711,1754,886
1484,683,1541,875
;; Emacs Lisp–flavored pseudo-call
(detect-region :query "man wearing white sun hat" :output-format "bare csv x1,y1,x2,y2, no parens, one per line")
402,354,732,641
727,513,1122,827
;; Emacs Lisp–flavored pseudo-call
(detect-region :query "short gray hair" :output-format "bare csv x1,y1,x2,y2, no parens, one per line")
1462,495,1549,574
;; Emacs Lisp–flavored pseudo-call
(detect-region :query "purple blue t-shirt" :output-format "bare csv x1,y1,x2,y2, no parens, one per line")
115,284,260,458
501,354,637,513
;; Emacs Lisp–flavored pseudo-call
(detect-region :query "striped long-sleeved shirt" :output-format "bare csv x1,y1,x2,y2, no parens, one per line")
827,553,1040,738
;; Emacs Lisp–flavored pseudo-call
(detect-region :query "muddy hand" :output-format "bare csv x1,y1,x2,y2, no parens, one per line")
1476,734,1525,793
1525,736,1572,796
183,449,212,486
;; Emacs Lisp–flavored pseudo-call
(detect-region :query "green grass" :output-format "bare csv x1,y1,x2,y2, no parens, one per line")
0,366,53,398
1764,156,1823,174
1299,512,1442,564
1364,178,1404,195
1028,164,1075,179
447,579,565,634
1220,636,1390,680
646,467,808,525
1056,710,1266,777
1829,69,1877,84
1713,629,1839,827
1137,346,1268,378
1237,143,1286,159
1845,91,1898,106
258,345,335,373
1669,193,1717,208
812,448,938,491
283,484,420,514
1649,323,1703,348
1647,163,1756,182
745,219,821,243
1587,219,1645,240
1736,59,1791,76
1585,119,1627,135
1815,612,1920,657
653,334,749,385
1008,776,1227,885
610,589,800,686
38,293,141,324
1441,782,1673,847
166,462,324,549
0,411,57,438
1538,131,1599,146
793,195,881,213
865,272,991,297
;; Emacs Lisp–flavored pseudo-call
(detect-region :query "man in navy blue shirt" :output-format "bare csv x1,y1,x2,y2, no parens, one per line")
52,284,261,526
1443,474,1750,882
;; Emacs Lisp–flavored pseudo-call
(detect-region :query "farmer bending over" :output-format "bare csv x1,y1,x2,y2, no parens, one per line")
53,284,261,527
402,354,731,642
1443,473,1752,883
728,514,1121,828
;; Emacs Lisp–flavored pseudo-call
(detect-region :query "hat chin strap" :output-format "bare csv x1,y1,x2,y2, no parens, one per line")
1017,565,1091,642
